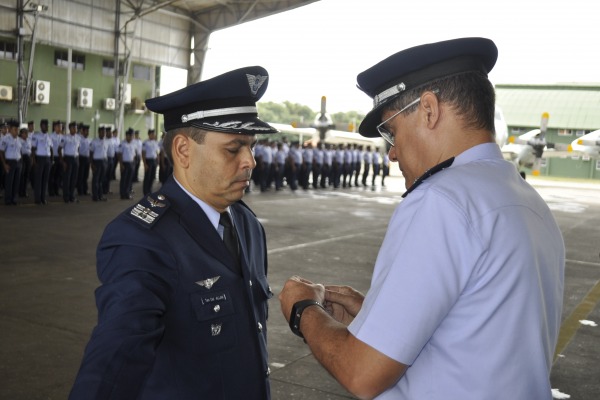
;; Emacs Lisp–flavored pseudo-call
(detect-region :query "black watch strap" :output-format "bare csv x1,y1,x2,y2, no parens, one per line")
289,299,325,339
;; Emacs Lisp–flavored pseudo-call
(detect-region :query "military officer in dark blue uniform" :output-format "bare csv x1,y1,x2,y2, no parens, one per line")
69,66,278,400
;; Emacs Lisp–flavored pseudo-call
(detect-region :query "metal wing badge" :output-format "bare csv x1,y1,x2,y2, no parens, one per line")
147,195,166,208
196,276,221,290
246,74,267,96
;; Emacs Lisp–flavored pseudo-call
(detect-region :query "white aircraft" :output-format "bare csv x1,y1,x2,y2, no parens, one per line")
271,100,508,151
570,129,600,158
269,96,385,148
501,112,572,176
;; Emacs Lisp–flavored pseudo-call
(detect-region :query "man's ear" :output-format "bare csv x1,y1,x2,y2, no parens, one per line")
171,134,191,169
420,91,441,129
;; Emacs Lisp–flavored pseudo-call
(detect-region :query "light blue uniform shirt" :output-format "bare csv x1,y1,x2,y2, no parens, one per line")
90,138,108,160
105,138,115,158
61,134,80,157
20,136,32,156
349,143,564,399
174,176,232,238
142,139,160,160
1,135,22,160
32,133,52,156
50,132,62,155
79,137,91,157
118,141,137,162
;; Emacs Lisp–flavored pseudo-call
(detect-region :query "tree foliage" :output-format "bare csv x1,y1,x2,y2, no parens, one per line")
257,101,315,126
258,101,365,132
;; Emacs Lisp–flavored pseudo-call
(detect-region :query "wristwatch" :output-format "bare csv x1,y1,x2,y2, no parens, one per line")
289,299,325,339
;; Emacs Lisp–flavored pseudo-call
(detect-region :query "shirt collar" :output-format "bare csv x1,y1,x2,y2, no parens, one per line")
453,142,503,167
173,176,230,232
402,143,502,198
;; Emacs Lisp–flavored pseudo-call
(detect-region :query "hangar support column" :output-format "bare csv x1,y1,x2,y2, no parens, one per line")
188,31,211,85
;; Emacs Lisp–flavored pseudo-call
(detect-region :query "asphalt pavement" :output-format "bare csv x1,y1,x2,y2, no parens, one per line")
0,173,598,399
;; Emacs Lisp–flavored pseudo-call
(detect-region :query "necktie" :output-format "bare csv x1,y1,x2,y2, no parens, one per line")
219,212,241,270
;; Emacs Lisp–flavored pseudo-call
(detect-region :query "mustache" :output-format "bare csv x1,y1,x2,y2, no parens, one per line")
236,171,252,181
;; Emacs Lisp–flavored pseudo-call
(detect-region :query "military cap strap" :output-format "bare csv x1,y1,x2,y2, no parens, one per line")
373,82,406,108
181,106,258,123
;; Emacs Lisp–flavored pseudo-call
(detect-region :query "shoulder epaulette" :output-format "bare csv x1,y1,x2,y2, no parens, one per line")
127,193,171,228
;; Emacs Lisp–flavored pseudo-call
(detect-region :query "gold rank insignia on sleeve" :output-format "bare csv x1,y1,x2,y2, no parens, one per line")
128,193,170,228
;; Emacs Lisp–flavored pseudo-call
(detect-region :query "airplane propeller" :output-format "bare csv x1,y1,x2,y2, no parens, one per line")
506,112,572,176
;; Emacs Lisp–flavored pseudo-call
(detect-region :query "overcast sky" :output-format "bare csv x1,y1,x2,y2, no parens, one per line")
162,0,599,114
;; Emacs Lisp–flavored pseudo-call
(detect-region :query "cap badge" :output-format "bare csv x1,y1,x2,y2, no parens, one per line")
246,74,267,96
196,276,221,289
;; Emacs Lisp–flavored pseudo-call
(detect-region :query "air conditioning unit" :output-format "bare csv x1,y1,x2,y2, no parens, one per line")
104,97,116,110
35,80,50,104
0,85,12,101
78,87,93,108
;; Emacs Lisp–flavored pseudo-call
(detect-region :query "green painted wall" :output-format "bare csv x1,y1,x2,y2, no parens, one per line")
1,41,156,139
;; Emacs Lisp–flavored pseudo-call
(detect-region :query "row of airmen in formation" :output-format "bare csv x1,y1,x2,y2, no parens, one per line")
1,119,391,206
250,139,390,192
0,119,167,206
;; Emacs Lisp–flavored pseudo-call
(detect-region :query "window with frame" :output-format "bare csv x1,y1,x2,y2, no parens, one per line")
55,50,85,70
132,64,151,81
558,129,573,136
102,59,125,76
0,41,17,60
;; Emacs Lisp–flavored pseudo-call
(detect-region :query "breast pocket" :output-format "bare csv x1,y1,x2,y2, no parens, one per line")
189,290,238,354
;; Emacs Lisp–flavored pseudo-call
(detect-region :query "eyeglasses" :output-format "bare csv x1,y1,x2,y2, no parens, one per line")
376,89,439,147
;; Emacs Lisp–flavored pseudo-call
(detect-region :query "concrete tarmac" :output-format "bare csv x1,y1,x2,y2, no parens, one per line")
0,174,599,399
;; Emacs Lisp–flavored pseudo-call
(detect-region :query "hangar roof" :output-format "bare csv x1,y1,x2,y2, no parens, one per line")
496,84,600,131
0,0,319,70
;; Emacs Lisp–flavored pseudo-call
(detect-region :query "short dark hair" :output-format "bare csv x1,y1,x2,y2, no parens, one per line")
163,127,207,163
385,71,496,134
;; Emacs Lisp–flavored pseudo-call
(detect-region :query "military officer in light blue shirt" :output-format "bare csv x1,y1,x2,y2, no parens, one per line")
19,125,33,198
49,120,63,196
1,120,22,205
77,124,91,197
31,119,52,204
279,37,565,400
142,128,160,195
60,121,81,203
90,126,109,202
117,128,136,200
102,129,115,196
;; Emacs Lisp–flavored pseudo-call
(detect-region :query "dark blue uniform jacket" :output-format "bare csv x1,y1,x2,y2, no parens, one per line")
70,175,272,399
